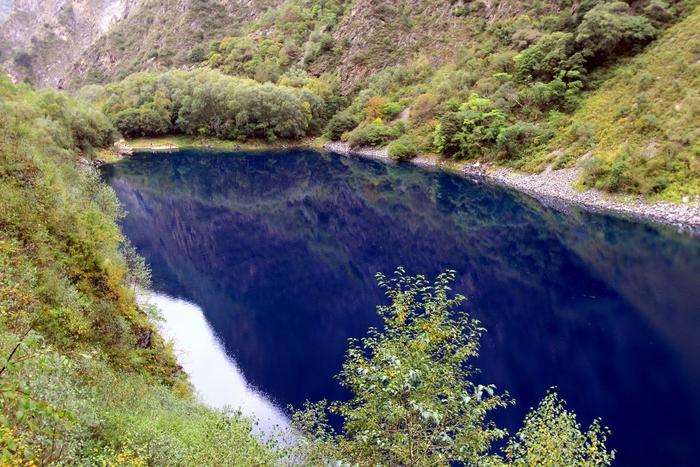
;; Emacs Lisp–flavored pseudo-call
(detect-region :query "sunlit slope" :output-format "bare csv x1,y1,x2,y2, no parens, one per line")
554,6,700,200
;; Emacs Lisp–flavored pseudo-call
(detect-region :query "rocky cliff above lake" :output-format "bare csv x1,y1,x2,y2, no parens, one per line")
0,0,138,86
0,0,281,86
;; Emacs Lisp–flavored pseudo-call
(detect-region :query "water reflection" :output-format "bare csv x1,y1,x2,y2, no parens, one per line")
149,293,288,433
104,149,700,466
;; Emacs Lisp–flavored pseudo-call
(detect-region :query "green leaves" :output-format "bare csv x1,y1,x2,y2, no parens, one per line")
434,95,508,159
295,269,511,466
504,390,615,466
575,2,657,63
293,270,616,466
105,70,330,142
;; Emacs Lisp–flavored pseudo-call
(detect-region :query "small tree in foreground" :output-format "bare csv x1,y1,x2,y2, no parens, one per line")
504,390,615,466
292,269,615,466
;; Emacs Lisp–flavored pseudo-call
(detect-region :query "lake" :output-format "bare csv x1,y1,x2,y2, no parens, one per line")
103,148,700,466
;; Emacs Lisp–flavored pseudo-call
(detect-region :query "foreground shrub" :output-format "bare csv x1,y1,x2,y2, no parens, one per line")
504,391,615,466
293,269,615,466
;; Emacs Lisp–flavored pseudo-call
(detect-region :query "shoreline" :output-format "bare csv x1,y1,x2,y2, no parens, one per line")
324,141,700,234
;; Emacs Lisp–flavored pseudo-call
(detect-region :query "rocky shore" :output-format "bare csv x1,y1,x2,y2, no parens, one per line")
324,142,700,234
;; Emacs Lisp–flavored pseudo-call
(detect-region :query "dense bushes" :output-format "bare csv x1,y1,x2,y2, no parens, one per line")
575,2,657,63
312,0,688,176
496,122,544,159
207,0,347,82
434,95,507,158
98,69,334,141
515,32,582,82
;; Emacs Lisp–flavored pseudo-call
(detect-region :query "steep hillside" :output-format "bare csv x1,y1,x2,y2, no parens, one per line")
67,0,283,87
309,0,564,90
202,0,569,91
0,0,281,87
552,7,700,199
0,0,138,87
0,73,279,464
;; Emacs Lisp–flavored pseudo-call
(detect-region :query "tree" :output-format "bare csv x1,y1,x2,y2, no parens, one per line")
434,95,507,158
576,2,656,63
295,269,511,466
504,390,615,466
293,270,616,466
515,32,583,82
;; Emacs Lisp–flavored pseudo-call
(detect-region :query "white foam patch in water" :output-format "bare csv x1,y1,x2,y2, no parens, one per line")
147,292,289,434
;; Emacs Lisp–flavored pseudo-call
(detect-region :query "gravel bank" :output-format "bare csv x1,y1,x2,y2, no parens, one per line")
325,142,700,233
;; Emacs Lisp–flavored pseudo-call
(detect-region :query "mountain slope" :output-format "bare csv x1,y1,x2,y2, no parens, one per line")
0,0,138,87
552,7,700,199
67,0,284,87
309,0,565,90
0,0,282,87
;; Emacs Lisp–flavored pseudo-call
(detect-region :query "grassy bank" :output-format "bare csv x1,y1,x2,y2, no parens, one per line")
125,135,324,151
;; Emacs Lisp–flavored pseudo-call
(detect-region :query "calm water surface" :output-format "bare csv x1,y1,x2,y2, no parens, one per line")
103,149,700,466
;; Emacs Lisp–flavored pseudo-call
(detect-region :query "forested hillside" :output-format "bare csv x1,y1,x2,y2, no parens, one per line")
60,0,697,200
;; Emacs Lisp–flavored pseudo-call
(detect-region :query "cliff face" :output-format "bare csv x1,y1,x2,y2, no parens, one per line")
0,0,138,87
0,0,281,87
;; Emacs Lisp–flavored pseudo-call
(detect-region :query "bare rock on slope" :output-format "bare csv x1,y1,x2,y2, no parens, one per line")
0,0,138,87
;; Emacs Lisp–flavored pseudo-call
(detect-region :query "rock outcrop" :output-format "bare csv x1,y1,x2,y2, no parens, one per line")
0,0,138,87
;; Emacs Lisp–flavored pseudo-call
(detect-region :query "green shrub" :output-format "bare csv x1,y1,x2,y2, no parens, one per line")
382,101,403,119
496,122,542,159
346,122,399,148
324,111,358,140
575,2,657,63
387,137,419,161
514,32,582,82
504,391,615,466
433,95,508,158
113,108,143,137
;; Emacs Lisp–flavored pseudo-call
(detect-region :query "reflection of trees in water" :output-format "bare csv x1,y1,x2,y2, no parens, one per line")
105,149,700,466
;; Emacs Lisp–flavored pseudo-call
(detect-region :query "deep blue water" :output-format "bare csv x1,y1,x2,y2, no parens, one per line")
103,149,700,466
